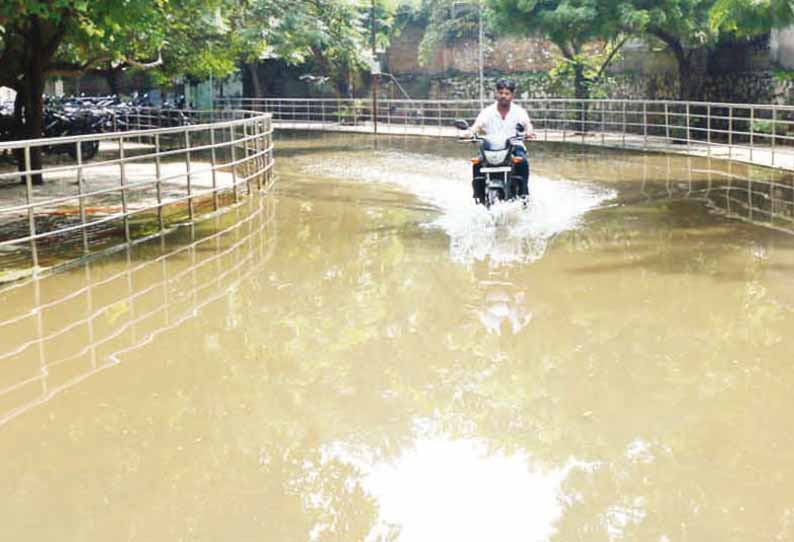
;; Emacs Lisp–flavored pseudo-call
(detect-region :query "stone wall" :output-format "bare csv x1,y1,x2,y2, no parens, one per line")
382,69,794,106
382,20,794,105
381,72,680,101
385,22,557,74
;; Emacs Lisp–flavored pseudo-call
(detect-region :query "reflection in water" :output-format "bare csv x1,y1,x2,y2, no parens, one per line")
618,152,794,234
329,431,574,542
2,132,794,541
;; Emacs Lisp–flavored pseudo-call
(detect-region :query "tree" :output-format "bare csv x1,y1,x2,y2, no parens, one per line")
618,0,794,101
225,0,372,99
617,0,719,100
487,0,628,100
0,0,224,183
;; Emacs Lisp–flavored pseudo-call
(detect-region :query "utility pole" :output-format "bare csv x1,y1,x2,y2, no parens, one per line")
371,0,379,134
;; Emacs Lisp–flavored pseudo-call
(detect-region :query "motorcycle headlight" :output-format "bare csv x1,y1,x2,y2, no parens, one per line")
483,149,508,164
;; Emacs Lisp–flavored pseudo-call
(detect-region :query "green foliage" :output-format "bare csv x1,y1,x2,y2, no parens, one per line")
773,69,794,83
710,0,794,37
487,0,627,99
617,0,716,49
752,119,776,134
0,0,232,89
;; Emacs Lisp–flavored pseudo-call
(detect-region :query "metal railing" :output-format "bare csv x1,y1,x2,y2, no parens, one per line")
0,195,276,426
217,97,794,171
0,108,274,277
218,96,794,233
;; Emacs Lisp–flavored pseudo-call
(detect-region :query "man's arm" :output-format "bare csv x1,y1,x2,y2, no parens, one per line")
520,109,536,140
470,109,489,135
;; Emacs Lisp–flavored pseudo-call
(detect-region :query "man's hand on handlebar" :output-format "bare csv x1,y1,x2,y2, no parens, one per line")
457,129,477,142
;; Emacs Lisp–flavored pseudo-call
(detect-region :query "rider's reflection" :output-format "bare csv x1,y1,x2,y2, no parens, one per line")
477,286,532,335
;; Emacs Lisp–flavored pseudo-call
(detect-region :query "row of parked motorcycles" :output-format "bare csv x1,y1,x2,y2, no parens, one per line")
0,95,191,162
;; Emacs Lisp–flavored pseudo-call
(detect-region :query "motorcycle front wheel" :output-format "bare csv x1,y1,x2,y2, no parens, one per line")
486,187,503,208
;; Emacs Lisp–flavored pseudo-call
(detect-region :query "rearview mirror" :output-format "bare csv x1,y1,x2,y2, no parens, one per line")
453,119,469,130
516,123,525,133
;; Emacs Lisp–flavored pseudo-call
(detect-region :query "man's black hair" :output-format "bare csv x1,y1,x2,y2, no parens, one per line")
496,79,516,93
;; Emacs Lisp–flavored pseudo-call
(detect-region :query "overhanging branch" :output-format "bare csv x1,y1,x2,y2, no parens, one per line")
123,49,163,70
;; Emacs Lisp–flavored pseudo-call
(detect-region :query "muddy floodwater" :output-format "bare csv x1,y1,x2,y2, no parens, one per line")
2,132,794,541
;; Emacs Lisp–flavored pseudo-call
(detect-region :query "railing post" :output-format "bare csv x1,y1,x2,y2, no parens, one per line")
253,119,263,190
437,101,442,136
600,101,605,145
242,121,252,195
707,104,712,157
184,128,194,221
643,102,648,150
728,106,733,160
685,103,691,148
772,106,777,167
229,123,239,203
544,100,548,142
209,126,219,210
155,134,164,232
24,146,39,271
76,141,88,254
562,101,567,143
622,101,627,148
665,102,670,140
118,137,130,242
750,106,755,161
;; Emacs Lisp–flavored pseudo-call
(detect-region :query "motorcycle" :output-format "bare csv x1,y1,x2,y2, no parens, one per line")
41,108,101,160
454,119,528,208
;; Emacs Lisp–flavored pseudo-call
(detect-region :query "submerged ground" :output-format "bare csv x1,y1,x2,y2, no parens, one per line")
1,132,794,541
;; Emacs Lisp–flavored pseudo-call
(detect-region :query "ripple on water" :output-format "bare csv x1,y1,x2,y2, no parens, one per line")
298,150,616,265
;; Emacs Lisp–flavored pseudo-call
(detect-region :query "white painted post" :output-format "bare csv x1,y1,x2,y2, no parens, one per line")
75,141,89,253
24,146,39,271
118,137,130,242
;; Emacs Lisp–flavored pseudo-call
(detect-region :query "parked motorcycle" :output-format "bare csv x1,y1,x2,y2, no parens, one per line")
454,119,528,208
1,94,194,165
42,106,102,160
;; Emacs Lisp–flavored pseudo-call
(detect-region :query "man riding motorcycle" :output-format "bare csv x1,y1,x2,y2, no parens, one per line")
466,79,536,205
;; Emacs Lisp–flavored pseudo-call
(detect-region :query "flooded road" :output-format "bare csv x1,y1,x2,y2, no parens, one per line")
2,132,794,541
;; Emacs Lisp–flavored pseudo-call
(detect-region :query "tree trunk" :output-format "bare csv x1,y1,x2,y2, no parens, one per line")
6,15,66,185
246,63,264,100
649,28,696,101
677,55,697,101
104,67,123,96
573,63,589,133
12,54,47,185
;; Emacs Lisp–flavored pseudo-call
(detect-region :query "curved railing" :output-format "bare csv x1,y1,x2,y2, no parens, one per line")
217,96,794,234
0,109,274,280
218,97,794,171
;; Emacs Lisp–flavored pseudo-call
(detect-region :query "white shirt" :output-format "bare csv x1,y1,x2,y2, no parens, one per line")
471,102,533,146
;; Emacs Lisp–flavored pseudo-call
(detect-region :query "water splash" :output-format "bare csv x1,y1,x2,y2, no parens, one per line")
299,149,615,265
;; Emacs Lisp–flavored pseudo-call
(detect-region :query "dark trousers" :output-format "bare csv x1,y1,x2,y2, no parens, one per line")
472,146,529,203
